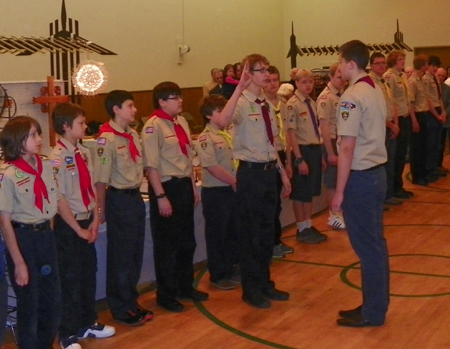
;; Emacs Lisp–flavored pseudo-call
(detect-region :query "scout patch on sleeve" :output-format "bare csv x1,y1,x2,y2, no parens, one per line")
341,111,350,121
145,126,154,134
341,102,356,110
97,137,106,145
64,156,74,164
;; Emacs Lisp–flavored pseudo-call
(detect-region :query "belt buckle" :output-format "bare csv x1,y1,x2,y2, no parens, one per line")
264,163,273,171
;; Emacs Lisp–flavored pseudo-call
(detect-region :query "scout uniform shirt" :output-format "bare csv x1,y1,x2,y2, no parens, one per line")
195,123,236,188
424,71,443,109
384,68,411,117
141,113,193,182
267,97,288,152
0,156,59,223
369,72,394,121
231,89,279,162
94,120,143,188
316,82,341,139
336,73,387,170
286,90,323,145
408,72,430,113
49,137,96,214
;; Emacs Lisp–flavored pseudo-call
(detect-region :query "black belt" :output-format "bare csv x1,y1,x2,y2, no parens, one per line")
239,160,277,171
108,186,140,194
12,220,50,232
351,163,385,172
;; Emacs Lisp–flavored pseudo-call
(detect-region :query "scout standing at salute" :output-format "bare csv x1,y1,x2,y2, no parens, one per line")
316,62,346,229
50,103,115,349
216,55,291,309
0,116,89,348
196,95,240,290
142,82,209,313
332,40,389,327
94,90,152,326
286,69,327,244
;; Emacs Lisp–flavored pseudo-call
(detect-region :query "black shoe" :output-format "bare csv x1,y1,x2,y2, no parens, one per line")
337,314,381,327
425,175,438,183
114,310,145,326
242,293,271,308
261,288,290,301
136,306,154,321
412,179,428,186
393,189,413,199
177,289,209,301
157,299,184,313
310,226,328,241
338,305,362,318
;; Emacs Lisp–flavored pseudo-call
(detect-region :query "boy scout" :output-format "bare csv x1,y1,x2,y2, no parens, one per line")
332,40,389,327
215,55,291,309
142,81,208,313
286,69,327,244
94,90,152,326
50,103,115,349
196,95,240,290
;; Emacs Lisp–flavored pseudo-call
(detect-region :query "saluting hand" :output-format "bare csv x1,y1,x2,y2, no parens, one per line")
237,61,252,91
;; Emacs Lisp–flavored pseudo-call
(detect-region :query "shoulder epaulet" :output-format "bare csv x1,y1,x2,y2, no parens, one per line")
0,163,12,172
39,154,49,160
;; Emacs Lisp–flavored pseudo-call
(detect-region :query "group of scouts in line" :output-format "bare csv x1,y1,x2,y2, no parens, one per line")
0,39,447,348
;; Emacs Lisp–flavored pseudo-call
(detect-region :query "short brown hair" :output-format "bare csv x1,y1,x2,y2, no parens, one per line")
241,54,269,73
413,54,428,70
0,116,42,161
329,62,340,77
199,95,227,124
52,102,85,135
386,50,405,68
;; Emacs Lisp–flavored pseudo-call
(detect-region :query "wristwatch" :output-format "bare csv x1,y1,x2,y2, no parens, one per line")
155,193,167,199
294,157,304,166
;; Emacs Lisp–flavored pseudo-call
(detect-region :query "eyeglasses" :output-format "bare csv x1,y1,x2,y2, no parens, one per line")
166,95,183,101
253,68,269,74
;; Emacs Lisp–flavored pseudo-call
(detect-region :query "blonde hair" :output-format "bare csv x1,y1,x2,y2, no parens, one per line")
295,69,313,80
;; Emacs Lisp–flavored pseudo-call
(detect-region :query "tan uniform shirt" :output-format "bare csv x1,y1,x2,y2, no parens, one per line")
94,120,143,188
317,82,341,139
231,89,278,162
424,71,441,108
267,98,288,152
408,72,430,112
369,72,394,121
0,156,59,223
141,114,193,182
286,90,323,145
49,137,96,214
337,72,387,170
384,68,411,117
195,123,236,187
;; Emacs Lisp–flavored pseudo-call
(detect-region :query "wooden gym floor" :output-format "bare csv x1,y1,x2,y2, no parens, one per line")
3,159,450,349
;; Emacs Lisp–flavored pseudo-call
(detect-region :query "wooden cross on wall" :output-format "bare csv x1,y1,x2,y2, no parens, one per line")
32,76,70,146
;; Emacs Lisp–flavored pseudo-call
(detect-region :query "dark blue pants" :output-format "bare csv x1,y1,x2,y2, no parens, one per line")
6,223,61,349
410,112,429,182
202,186,239,283
274,151,286,244
149,177,196,302
385,129,397,200
342,167,389,325
237,166,277,297
426,110,441,172
0,274,7,345
54,214,97,338
105,189,145,319
393,116,411,193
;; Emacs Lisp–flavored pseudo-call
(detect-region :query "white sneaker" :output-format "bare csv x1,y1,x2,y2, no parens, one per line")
328,213,346,230
60,336,82,349
77,322,116,339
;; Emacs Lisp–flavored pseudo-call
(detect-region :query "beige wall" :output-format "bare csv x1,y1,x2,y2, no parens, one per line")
1,0,450,89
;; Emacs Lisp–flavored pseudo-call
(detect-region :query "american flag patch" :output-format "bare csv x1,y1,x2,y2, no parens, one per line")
199,135,207,142
145,127,154,134
0,174,3,182
51,159,62,167
97,137,106,145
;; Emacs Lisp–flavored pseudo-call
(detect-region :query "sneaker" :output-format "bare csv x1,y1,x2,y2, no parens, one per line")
60,336,82,349
210,279,236,290
328,213,346,230
136,306,154,322
272,244,285,258
296,228,323,244
310,226,328,241
77,322,116,339
279,242,294,254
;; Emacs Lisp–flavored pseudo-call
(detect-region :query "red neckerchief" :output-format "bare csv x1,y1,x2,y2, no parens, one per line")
355,75,375,88
98,122,141,162
57,140,95,210
154,109,190,157
9,155,49,213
